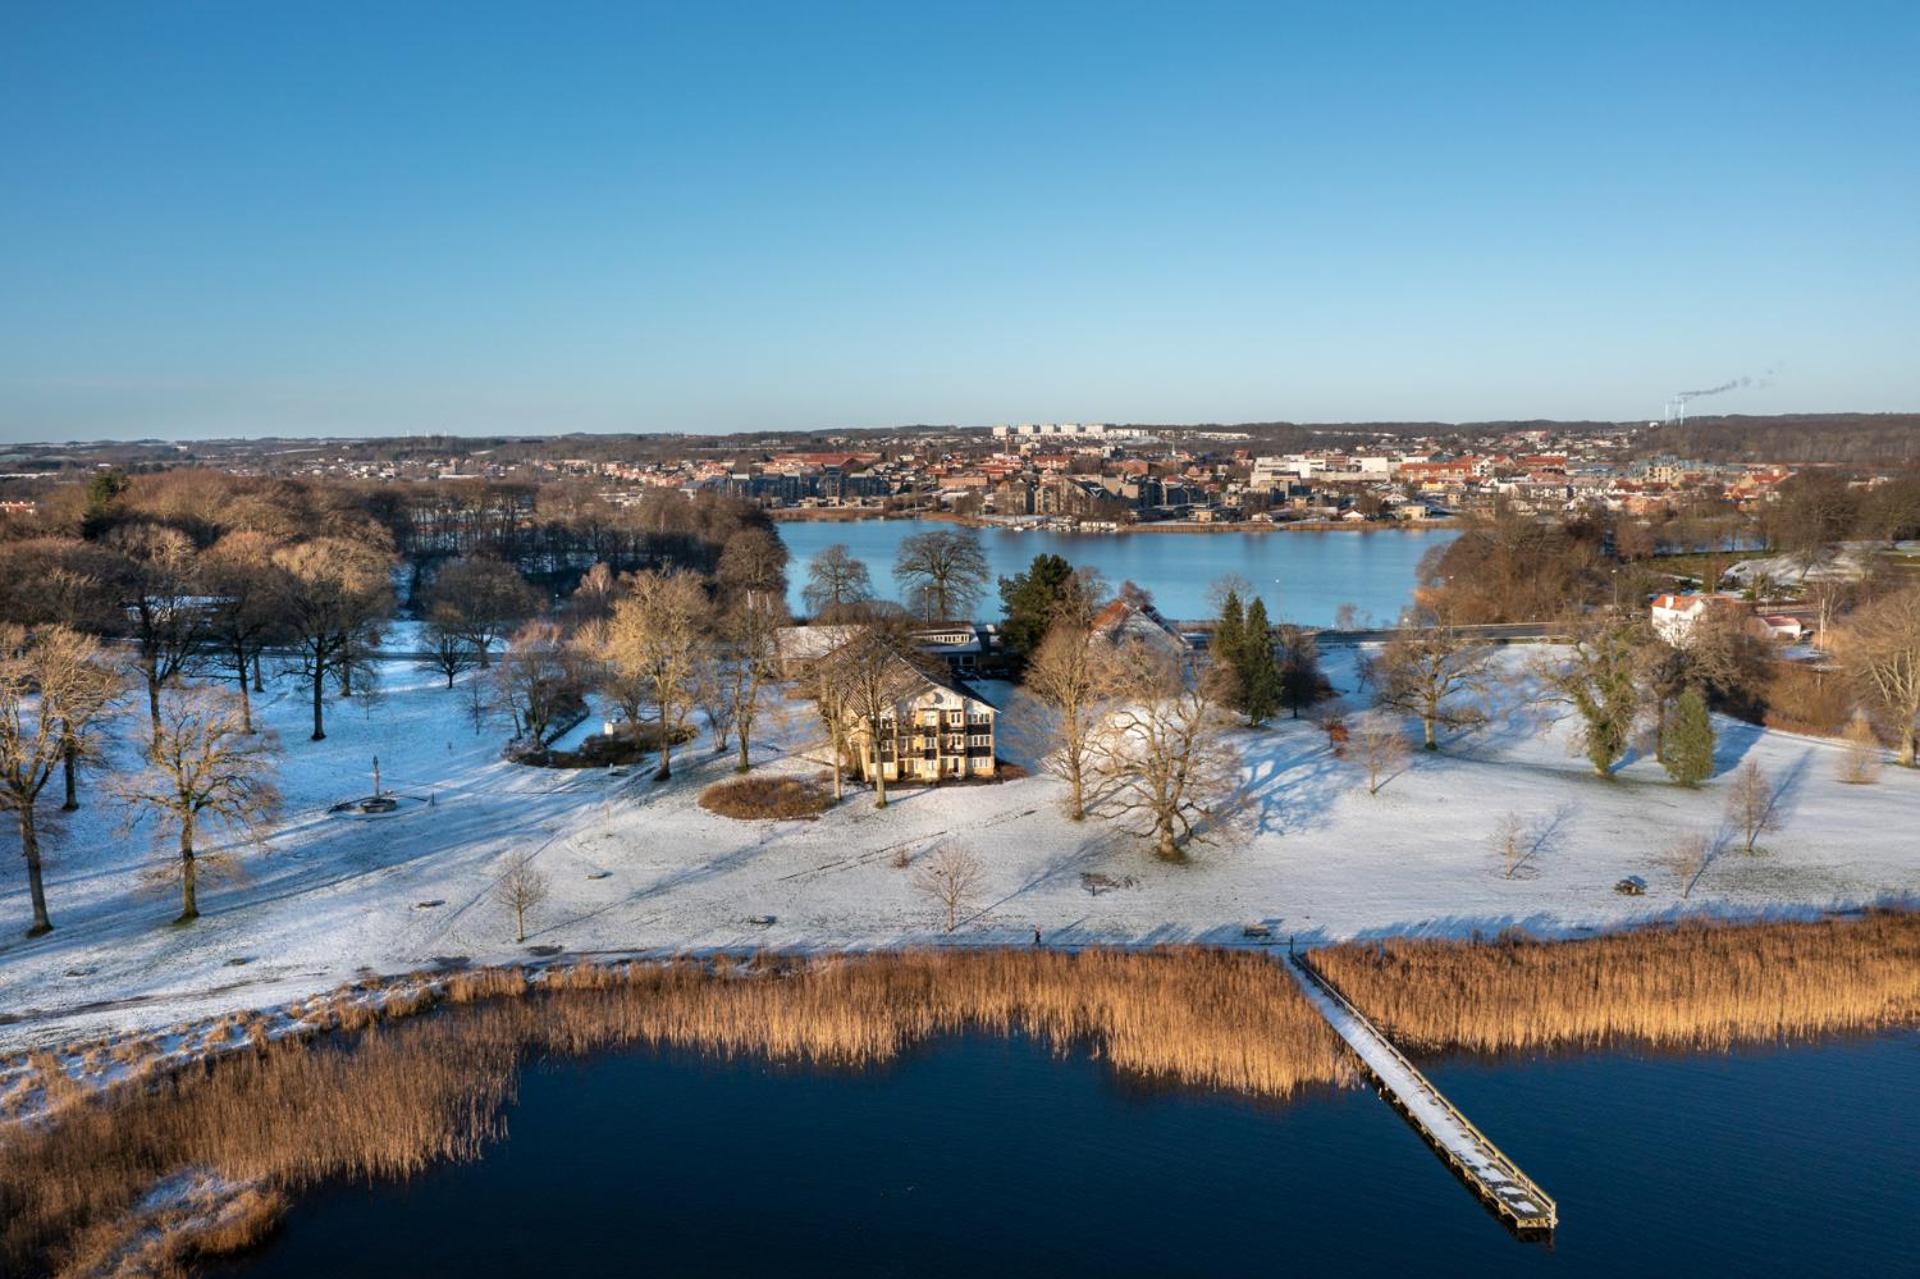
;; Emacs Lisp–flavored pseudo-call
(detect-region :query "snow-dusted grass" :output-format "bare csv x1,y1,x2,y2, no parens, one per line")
2,647,1916,1054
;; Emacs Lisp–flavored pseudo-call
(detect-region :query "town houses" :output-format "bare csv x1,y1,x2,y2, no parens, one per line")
0,420,1869,550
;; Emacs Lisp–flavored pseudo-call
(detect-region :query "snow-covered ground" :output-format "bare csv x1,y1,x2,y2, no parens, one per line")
2,648,1915,1054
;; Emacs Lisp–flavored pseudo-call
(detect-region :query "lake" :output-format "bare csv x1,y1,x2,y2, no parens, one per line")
774,519,1454,625
222,1027,1917,1278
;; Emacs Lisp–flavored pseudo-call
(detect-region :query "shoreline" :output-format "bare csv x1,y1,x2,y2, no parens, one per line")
3,902,1907,1074
769,508,1455,534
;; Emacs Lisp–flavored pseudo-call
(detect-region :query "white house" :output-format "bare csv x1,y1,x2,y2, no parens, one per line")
1650,593,1711,646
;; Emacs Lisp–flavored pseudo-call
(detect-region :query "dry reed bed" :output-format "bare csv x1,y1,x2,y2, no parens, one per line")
1313,910,1920,1055
1,949,1347,1278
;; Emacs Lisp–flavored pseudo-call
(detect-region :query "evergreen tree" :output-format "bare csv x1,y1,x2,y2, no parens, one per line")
1239,597,1281,725
1212,590,1247,710
1660,685,1715,787
998,553,1077,657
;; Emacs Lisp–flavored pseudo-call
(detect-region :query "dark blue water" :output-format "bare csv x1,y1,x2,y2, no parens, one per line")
228,1029,1916,1277
775,519,1453,625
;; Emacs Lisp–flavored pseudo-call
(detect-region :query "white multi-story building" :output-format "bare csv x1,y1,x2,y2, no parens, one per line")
990,422,1145,441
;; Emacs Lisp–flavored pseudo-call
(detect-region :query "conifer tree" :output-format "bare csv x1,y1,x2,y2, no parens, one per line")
1212,590,1247,712
1239,597,1281,725
1660,685,1715,787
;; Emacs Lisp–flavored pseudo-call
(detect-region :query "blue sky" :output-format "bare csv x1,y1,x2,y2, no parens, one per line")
2,1,1916,441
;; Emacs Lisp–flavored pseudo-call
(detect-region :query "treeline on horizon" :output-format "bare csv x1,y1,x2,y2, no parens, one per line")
1638,413,1920,465
4,411,1917,476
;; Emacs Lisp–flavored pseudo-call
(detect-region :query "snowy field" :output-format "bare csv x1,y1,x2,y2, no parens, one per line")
2,648,1916,1053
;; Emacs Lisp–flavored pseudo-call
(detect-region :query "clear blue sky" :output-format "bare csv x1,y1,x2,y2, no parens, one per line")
2,1,1916,441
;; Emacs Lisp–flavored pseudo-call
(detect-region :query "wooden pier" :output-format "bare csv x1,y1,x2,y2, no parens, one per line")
1287,953,1559,1235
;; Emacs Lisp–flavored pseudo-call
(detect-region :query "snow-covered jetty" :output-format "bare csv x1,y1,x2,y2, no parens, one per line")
1287,953,1558,1235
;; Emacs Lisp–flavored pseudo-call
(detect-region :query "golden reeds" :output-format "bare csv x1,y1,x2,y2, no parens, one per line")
0,949,1346,1278
1312,910,1920,1055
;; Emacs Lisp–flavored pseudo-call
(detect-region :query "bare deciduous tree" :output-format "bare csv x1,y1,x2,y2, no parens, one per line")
796,642,855,801
1724,759,1781,854
493,855,551,943
114,687,281,925
715,526,790,605
420,602,481,688
1839,586,1920,766
1837,710,1884,785
1372,625,1491,750
1352,711,1410,795
605,570,709,780
801,544,874,620
708,593,786,772
273,537,394,741
107,523,207,747
914,845,984,932
1091,642,1244,861
421,556,540,670
893,529,990,621
1662,830,1719,899
198,531,288,733
832,620,931,810
1490,810,1528,879
1024,622,1116,820
494,621,587,752
0,625,120,936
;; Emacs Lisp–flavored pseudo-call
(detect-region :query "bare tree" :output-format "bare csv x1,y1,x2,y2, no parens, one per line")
801,544,874,620
1837,710,1884,785
796,641,855,801
914,845,984,932
833,620,930,810
107,523,207,747
198,531,288,733
463,668,497,736
691,658,737,755
273,537,394,741
421,556,540,669
1490,810,1528,879
605,570,709,780
1839,586,1920,766
493,621,587,752
1091,642,1243,861
420,601,481,688
893,529,990,621
1371,625,1492,750
1352,711,1410,795
707,593,786,772
493,854,551,943
1724,759,1781,854
1024,621,1116,820
114,687,281,926
715,526,790,606
0,625,120,936
1662,830,1719,899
